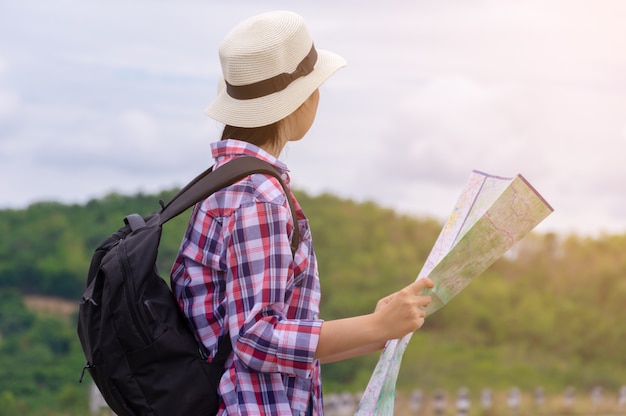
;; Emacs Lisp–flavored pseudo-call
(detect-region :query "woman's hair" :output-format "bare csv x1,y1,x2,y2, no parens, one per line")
221,120,283,149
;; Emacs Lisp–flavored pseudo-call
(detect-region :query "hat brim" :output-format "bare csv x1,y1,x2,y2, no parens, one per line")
205,49,346,128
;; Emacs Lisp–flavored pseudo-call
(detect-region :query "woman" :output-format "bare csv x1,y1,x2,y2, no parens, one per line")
170,10,434,415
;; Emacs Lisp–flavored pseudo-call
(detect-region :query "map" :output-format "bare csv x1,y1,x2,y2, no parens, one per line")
354,170,554,415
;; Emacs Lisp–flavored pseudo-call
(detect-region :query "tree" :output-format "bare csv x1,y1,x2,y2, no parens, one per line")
0,289,34,337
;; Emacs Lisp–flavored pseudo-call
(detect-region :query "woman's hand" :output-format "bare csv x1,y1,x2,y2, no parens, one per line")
372,278,434,341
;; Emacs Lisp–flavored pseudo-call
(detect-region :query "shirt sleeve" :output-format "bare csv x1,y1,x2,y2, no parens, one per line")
224,200,322,377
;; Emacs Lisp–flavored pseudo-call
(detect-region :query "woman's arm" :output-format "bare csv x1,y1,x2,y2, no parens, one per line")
314,278,434,362
319,341,385,364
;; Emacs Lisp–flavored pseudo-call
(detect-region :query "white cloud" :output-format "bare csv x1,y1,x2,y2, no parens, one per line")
0,90,18,119
1,0,626,236
0,56,19,119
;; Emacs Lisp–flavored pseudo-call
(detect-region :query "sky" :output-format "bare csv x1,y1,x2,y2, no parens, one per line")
1,0,625,236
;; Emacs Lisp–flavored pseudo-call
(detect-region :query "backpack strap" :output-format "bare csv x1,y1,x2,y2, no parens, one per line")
160,156,300,256
211,333,233,368
161,157,301,366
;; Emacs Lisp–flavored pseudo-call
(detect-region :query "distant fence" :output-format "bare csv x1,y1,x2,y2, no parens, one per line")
324,386,626,416
89,383,626,415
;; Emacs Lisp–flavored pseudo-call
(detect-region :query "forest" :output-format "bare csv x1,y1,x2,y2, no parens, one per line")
1,187,626,415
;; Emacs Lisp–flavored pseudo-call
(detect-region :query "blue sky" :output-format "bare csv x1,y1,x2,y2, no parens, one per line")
1,0,625,236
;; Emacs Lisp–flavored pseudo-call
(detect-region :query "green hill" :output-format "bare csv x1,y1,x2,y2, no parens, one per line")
1,188,626,414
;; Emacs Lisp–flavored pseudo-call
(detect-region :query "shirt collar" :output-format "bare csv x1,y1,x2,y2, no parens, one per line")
210,139,291,183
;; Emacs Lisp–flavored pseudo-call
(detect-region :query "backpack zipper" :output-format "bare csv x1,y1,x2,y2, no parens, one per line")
79,362,94,383
118,240,151,345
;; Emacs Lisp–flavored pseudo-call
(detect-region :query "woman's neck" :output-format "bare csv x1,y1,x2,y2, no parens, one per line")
260,137,287,158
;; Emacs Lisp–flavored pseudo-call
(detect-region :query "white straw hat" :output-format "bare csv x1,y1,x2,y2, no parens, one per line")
205,11,346,128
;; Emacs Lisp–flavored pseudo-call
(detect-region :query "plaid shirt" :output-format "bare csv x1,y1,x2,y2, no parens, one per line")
170,140,323,415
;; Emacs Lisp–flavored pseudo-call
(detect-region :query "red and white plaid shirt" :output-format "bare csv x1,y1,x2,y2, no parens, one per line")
170,140,323,415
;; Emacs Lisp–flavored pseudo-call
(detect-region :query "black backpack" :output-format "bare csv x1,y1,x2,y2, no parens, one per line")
77,156,299,416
